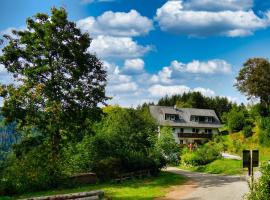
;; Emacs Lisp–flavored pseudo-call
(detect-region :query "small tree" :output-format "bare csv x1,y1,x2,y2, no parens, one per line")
226,107,246,132
235,58,270,109
156,127,180,165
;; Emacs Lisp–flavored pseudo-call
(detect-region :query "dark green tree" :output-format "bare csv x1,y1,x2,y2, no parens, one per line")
0,8,107,167
235,58,270,106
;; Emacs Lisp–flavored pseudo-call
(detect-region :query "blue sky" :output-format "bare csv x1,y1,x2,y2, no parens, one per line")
1,0,270,106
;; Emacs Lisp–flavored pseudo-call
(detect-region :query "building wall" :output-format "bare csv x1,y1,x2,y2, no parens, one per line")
172,127,219,144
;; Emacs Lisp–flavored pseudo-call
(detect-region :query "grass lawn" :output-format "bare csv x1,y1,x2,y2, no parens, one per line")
2,172,186,200
179,158,244,175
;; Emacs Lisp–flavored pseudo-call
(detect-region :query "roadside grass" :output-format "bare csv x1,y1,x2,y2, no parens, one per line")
179,158,244,175
221,126,270,163
3,172,186,200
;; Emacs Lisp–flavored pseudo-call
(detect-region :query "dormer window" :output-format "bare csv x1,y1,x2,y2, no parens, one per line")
191,115,214,123
165,114,179,121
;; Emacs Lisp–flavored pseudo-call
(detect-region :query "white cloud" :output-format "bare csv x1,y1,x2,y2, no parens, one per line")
184,59,231,74
148,84,215,97
155,0,270,37
123,58,144,74
193,87,216,96
183,0,253,11
108,82,138,93
151,59,231,84
77,10,153,37
89,35,152,59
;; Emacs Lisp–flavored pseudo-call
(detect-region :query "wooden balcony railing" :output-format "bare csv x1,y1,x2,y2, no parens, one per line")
177,133,212,139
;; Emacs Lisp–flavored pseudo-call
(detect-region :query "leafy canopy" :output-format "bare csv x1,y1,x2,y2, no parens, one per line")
0,7,108,153
235,58,270,105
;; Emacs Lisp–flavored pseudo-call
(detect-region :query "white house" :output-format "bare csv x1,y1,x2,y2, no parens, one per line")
149,106,222,145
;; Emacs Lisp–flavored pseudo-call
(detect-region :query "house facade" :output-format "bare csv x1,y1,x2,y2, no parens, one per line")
149,106,222,145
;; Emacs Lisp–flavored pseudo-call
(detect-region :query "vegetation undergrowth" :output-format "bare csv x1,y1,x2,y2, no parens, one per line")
2,172,186,200
179,158,244,175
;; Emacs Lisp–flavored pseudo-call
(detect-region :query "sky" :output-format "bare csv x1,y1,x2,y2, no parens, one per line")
1,0,270,107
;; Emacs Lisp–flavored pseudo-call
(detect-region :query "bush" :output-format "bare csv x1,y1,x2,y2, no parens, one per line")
243,125,253,138
259,117,270,146
0,145,65,195
181,144,220,166
92,157,122,181
155,127,180,165
245,164,270,200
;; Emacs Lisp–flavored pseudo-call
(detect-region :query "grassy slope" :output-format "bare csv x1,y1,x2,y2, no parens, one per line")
2,172,186,200
179,158,244,175
222,124,270,163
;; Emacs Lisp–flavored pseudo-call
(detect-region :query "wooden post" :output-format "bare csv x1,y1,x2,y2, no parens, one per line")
250,150,254,191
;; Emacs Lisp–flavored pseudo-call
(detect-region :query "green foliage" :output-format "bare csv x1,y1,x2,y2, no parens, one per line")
258,117,270,146
64,106,165,180
181,144,221,166
155,127,180,165
235,58,270,107
243,125,253,138
0,7,107,195
223,105,253,132
92,157,122,181
180,159,243,175
0,143,66,195
245,164,270,200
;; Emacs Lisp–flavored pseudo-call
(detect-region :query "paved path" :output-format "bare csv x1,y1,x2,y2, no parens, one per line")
221,152,242,160
165,167,249,200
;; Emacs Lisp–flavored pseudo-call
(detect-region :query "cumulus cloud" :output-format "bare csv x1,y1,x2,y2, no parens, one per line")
155,0,270,37
123,58,144,74
148,84,216,97
108,82,138,93
77,10,153,37
89,35,152,59
151,59,231,84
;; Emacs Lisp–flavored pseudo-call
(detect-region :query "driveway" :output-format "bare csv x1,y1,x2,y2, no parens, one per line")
164,167,249,200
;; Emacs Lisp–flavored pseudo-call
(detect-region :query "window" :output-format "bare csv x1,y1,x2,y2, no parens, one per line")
178,133,181,137
179,140,184,144
165,114,179,121
192,128,195,133
180,128,184,133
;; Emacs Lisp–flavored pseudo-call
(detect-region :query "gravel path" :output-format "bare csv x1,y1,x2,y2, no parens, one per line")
164,167,249,200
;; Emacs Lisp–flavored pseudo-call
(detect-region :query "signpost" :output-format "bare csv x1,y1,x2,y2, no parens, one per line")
243,150,259,190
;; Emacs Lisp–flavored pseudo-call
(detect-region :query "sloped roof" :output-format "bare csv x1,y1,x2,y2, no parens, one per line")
149,106,222,128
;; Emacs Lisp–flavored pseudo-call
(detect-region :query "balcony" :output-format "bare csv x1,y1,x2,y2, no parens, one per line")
177,133,212,139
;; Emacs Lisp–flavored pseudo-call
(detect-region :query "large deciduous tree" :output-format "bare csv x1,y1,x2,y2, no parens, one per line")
235,58,270,105
0,8,107,162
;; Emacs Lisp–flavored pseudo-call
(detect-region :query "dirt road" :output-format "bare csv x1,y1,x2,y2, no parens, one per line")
163,167,249,200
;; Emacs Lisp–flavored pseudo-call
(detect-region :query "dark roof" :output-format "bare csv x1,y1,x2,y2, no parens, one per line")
149,106,222,128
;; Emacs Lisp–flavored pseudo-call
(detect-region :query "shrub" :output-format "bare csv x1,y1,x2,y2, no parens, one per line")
181,144,220,166
259,117,270,146
155,127,180,165
92,157,122,181
0,145,65,195
245,164,270,200
243,125,253,138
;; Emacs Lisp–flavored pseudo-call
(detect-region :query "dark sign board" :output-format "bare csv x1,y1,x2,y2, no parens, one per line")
252,150,259,167
243,150,250,168
243,150,259,168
